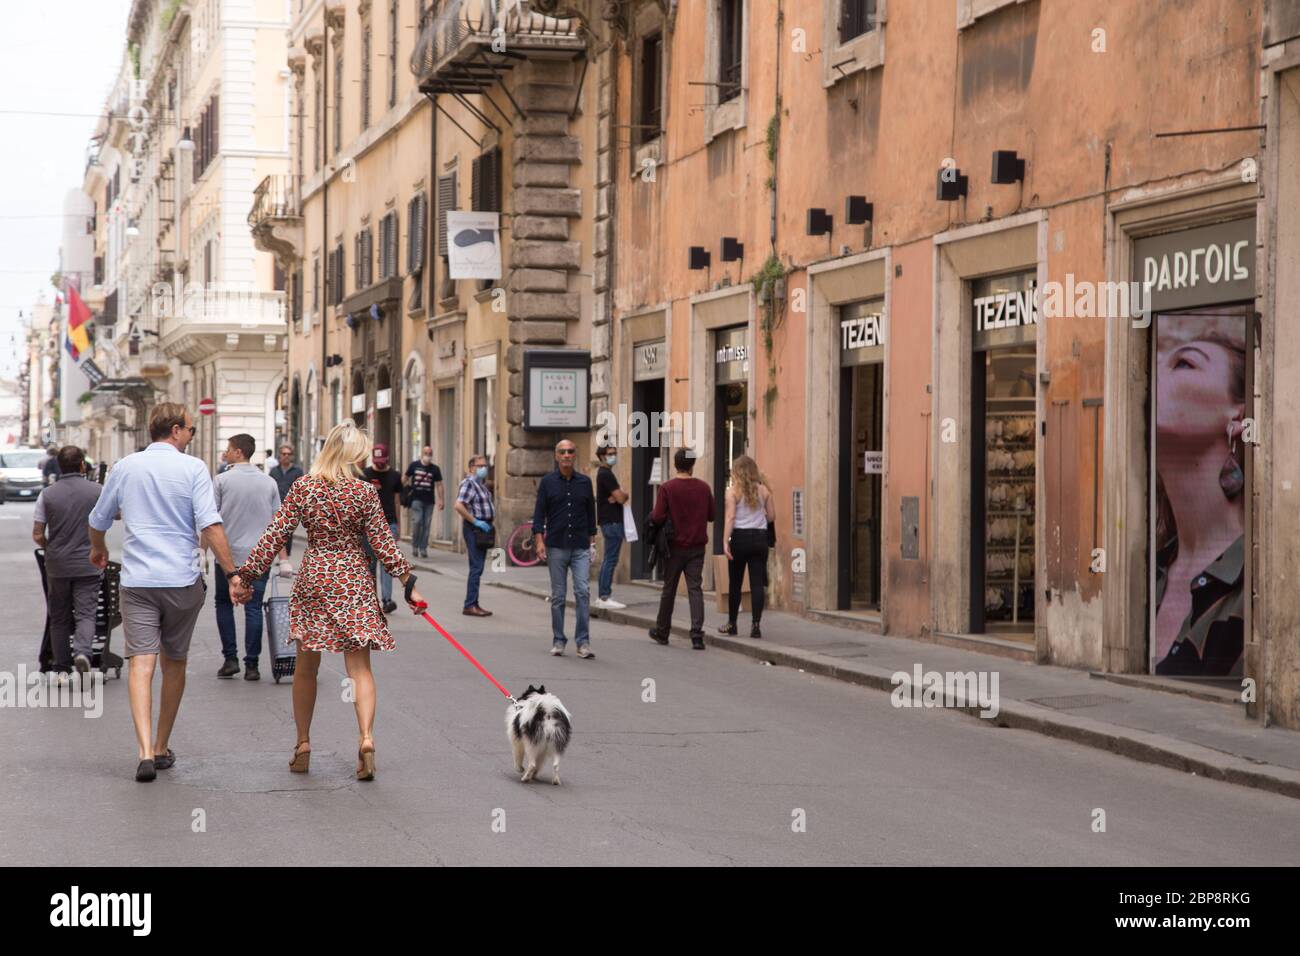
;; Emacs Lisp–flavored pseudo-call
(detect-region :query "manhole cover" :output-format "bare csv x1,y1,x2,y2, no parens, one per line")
1026,693,1127,710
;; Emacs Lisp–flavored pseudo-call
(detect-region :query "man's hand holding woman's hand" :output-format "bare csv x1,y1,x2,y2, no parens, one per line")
227,572,253,605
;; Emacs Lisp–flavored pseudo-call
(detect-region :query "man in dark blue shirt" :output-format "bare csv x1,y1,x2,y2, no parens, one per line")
533,438,597,659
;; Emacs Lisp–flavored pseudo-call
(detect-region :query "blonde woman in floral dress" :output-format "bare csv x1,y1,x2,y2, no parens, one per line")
229,421,426,781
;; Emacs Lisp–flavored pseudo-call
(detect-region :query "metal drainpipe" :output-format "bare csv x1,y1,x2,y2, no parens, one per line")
320,5,329,443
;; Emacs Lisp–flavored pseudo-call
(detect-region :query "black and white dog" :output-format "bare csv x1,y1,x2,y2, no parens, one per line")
506,685,572,785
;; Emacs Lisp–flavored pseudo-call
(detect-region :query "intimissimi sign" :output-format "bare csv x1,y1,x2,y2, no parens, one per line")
1134,218,1255,313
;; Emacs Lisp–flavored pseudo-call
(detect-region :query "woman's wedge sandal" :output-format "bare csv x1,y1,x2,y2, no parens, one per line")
289,740,311,773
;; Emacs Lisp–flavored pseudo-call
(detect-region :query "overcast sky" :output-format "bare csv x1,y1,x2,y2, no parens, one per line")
0,0,133,381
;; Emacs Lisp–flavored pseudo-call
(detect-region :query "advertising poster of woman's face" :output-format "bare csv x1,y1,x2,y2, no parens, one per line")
1152,311,1247,677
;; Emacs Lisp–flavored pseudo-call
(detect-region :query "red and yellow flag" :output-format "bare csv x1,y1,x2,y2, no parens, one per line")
66,285,91,360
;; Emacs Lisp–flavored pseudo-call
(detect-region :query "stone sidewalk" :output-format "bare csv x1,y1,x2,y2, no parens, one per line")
308,532,1300,801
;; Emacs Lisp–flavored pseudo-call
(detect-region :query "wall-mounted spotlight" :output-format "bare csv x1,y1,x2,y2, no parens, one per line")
991,150,1025,184
845,196,873,225
125,220,140,237
370,303,384,322
688,246,711,270
936,168,968,201
721,237,744,262
806,208,833,236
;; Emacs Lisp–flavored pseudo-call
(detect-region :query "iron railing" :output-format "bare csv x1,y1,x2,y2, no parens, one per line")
410,0,581,79
248,175,300,228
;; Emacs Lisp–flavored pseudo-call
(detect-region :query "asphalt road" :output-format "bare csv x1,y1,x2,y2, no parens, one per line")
2,498,1298,866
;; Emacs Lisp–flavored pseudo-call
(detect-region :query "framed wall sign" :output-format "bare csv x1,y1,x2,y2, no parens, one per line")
523,348,591,431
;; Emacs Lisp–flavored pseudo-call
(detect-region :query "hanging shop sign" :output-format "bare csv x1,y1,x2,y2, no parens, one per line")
1134,218,1255,313
522,348,591,431
376,388,392,410
634,339,666,382
351,394,366,414
972,272,1037,351
714,325,749,385
840,299,885,366
446,211,502,281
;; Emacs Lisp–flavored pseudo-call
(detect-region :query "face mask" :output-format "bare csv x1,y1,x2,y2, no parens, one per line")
475,466,489,480
421,455,432,465
605,455,617,467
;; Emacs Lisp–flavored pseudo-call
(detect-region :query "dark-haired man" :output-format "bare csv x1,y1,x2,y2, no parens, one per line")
32,446,102,674
647,447,714,650
213,433,283,681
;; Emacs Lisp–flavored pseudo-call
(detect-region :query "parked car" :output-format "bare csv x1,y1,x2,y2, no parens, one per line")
0,449,47,502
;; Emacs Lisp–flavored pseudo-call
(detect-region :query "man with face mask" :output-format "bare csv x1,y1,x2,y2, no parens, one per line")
453,455,494,617
403,445,444,559
592,445,629,609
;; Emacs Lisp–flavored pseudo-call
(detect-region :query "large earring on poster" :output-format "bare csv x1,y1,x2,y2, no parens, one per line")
1219,420,1244,500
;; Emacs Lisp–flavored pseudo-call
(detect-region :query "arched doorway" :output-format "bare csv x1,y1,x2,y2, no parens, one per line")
290,375,303,464
375,364,393,454
351,370,365,428
403,353,427,466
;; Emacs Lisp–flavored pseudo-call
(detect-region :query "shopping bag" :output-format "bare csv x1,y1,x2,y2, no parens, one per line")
622,501,639,543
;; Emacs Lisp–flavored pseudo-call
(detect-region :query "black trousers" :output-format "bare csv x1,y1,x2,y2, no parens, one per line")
655,546,705,638
727,529,769,624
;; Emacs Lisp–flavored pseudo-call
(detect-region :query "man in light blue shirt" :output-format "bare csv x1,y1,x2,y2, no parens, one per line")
89,402,239,783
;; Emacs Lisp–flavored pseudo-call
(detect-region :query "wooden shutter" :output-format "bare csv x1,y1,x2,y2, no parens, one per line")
437,172,456,257
471,149,501,212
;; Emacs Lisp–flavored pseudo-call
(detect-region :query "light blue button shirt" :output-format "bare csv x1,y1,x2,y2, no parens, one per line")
89,442,223,588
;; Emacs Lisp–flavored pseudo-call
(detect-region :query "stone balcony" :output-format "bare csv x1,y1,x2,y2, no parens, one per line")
249,175,304,268
159,286,287,365
409,0,585,94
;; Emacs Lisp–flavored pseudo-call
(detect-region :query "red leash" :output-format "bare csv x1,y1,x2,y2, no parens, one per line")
412,603,515,702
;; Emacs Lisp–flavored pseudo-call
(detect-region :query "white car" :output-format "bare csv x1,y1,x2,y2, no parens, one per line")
0,449,48,502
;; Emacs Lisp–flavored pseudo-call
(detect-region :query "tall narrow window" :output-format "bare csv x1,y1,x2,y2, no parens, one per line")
361,26,372,130
718,0,743,103
388,0,399,108
312,255,320,313
471,149,501,213
839,0,876,43
333,50,343,152
314,74,322,172
638,32,663,144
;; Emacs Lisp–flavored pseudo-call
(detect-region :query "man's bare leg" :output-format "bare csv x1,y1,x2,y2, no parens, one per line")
153,656,187,757
128,654,157,761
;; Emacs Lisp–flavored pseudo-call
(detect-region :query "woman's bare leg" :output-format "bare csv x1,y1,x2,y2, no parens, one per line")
292,648,321,748
343,645,376,750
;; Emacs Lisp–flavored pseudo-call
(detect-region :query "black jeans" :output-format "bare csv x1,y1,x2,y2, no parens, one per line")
727,529,769,624
655,546,705,638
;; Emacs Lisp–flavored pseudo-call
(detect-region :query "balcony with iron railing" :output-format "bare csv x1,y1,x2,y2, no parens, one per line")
410,0,585,93
249,174,305,267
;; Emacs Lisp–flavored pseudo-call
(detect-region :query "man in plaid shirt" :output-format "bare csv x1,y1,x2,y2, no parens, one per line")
453,454,495,616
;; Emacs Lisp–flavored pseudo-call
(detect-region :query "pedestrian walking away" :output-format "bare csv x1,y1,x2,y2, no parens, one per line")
403,445,444,558
87,403,240,783
362,443,405,615
32,445,103,675
41,445,61,487
648,448,714,650
592,444,629,610
269,444,304,557
453,455,495,617
213,432,285,681
227,421,426,782
533,439,598,658
718,455,776,639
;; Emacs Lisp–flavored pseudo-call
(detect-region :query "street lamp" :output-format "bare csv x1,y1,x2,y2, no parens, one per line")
176,126,195,151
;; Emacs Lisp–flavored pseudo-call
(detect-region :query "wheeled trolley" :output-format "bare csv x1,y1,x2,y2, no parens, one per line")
35,548,125,679
263,572,297,683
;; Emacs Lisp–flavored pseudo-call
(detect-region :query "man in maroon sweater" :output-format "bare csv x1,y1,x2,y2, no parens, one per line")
648,447,715,649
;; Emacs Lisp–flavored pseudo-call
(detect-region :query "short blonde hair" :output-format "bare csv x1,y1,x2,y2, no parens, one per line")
310,421,371,484
148,402,190,441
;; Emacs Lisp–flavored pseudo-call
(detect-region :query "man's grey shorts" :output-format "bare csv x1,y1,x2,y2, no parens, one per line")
121,578,207,659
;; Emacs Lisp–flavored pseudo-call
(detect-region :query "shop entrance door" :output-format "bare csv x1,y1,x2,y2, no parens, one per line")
837,363,883,609
436,386,456,542
630,377,664,579
713,381,748,554
969,272,1038,637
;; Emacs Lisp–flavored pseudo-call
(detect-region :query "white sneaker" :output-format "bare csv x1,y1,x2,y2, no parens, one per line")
602,598,626,609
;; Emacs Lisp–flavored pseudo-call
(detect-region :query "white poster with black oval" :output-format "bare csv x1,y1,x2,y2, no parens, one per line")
446,211,501,281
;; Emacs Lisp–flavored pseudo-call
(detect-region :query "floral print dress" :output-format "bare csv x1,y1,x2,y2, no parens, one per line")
236,474,412,653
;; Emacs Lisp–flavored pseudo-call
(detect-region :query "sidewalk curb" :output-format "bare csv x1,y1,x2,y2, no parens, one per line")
485,577,1300,802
